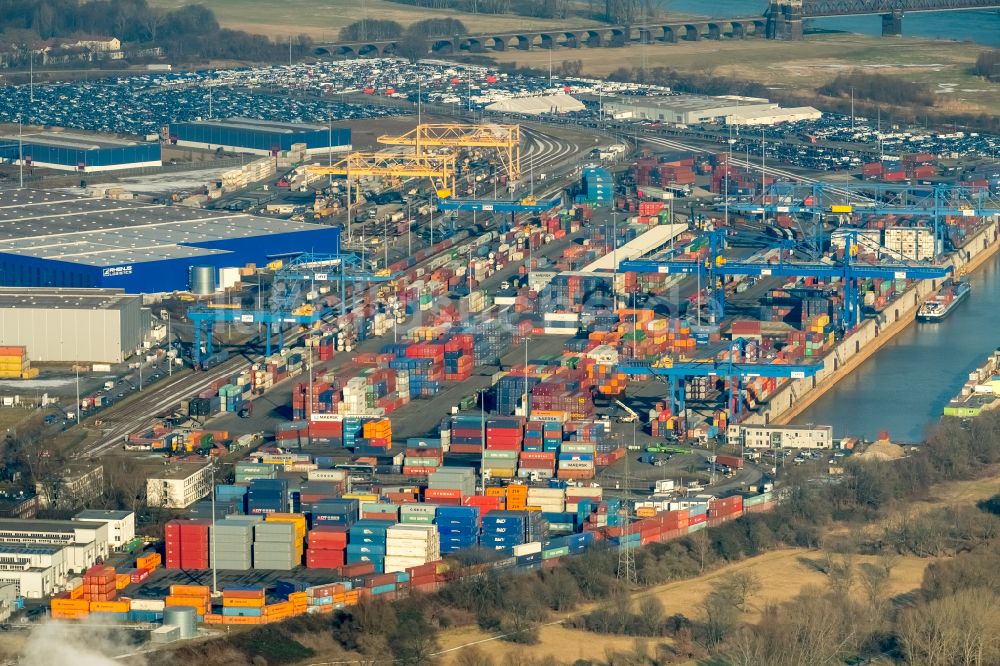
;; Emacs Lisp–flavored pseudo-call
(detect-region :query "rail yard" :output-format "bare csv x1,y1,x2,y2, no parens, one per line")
0,43,998,665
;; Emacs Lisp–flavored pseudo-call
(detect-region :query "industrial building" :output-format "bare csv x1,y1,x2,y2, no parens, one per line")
0,582,15,622
605,94,821,126
0,127,160,172
35,463,104,509
0,288,147,364
73,510,136,551
727,424,834,449
169,117,351,156
0,518,110,597
0,189,340,293
146,463,213,509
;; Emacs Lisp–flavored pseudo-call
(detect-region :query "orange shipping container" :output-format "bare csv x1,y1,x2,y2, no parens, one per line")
223,596,265,608
170,584,210,597
51,598,90,612
115,574,131,590
90,600,131,613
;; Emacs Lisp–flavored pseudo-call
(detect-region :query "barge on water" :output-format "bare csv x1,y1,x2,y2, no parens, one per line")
917,278,970,322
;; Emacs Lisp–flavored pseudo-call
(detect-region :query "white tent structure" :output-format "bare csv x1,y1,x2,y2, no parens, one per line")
485,93,585,115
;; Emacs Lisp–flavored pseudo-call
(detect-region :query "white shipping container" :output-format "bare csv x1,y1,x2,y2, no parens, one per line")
512,541,542,556
130,598,167,611
307,469,347,482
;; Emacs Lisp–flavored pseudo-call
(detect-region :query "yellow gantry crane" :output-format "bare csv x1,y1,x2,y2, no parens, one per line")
308,151,457,203
377,123,522,184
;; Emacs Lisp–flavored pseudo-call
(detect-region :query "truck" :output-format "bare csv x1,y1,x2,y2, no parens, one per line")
715,454,745,470
104,380,115,391
238,402,254,419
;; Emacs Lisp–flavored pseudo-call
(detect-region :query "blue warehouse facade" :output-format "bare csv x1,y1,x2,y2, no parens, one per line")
170,118,351,156
0,136,161,173
0,189,340,293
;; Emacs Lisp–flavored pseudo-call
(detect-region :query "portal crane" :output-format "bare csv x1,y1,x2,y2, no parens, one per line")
187,305,327,365
620,229,951,328
377,123,521,184
617,338,823,424
272,252,396,316
726,182,1000,258
307,152,456,203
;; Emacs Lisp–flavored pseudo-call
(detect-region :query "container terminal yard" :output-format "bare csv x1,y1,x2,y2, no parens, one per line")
0,54,999,657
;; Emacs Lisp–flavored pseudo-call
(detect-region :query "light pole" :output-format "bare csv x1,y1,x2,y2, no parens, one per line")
210,462,218,596
165,311,172,377
523,337,531,421
75,366,80,425
478,387,488,489
407,201,412,257
137,349,142,391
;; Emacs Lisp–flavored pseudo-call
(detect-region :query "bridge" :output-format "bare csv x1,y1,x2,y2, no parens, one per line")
315,0,999,57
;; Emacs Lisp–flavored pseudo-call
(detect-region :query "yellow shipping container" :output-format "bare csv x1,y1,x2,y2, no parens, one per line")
264,601,292,616
69,585,84,600
51,598,89,612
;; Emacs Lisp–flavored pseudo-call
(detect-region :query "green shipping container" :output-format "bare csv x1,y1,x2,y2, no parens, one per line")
542,546,570,559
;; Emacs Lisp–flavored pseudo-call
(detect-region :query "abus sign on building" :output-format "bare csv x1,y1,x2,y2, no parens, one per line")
102,265,133,277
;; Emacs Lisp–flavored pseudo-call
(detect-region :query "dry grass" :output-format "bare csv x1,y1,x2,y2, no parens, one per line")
148,0,595,41
488,34,1000,114
436,548,933,664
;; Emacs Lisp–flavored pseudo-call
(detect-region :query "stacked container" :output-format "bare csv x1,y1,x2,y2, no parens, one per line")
482,449,517,479
403,437,444,476
0,346,36,379
166,584,210,615
82,564,117,602
558,442,596,480
253,522,299,570
306,525,347,569
221,587,265,623
310,498,359,527
165,519,210,570
210,517,257,570
448,414,484,454
425,467,475,505
264,513,307,561
436,506,479,554
399,503,437,526
247,479,287,514
486,417,524,450
346,520,389,574
384,524,441,573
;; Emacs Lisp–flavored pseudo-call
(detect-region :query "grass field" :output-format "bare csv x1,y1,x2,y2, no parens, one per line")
434,548,933,664
0,407,37,434
489,33,1000,115
148,0,596,41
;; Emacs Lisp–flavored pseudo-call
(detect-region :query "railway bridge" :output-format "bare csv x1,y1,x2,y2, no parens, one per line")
315,0,1000,58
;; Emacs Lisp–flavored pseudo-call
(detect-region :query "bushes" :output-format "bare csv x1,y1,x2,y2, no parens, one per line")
818,70,935,107
974,49,1000,80
339,19,404,41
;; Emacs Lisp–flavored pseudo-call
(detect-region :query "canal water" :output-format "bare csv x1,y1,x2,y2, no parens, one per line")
660,1,1000,47
794,249,1000,442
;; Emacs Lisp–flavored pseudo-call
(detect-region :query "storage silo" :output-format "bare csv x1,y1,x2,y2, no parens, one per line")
189,265,216,295
162,605,198,639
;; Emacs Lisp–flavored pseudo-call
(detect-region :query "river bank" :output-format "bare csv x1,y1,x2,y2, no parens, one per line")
748,219,1000,429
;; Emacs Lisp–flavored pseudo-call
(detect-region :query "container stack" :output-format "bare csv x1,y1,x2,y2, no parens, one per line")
384,524,440,573
558,442,596,480
166,584,210,616
253,521,299,570
443,334,474,381
265,513,307,560
436,506,479,554
486,417,524,450
310,498,359,527
235,462,276,483
0,346,37,379
517,451,556,479
425,468,475,505
449,414,484,453
482,449,517,479
527,487,565,513
581,166,613,204
247,479,287,514
306,525,347,569
506,484,528,511
495,376,539,415
210,517,257,570
221,587,265,624
402,437,444,476
82,564,117,602
707,496,744,527
360,418,393,451
347,520,389,574
165,519,210,570
480,511,527,551
399,503,437,525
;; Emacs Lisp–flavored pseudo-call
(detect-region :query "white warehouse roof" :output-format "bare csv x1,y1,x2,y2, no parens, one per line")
485,94,585,115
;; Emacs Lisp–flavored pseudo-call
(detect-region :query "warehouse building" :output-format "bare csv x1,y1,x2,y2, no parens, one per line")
727,424,834,449
0,288,147,363
0,189,340,293
606,94,821,126
169,117,351,156
73,510,136,551
146,463,213,509
35,463,104,509
0,518,109,574
0,127,160,172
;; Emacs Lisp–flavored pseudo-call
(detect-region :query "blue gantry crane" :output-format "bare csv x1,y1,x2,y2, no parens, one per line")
621,228,951,329
617,338,823,423
725,182,1000,258
273,252,396,317
187,304,327,366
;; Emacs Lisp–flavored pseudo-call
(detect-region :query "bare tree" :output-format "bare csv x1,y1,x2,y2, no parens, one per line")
716,571,761,613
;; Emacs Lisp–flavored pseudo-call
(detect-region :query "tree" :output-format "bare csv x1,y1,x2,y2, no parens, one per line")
700,591,739,647
339,19,403,41
716,571,761,613
395,30,428,64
